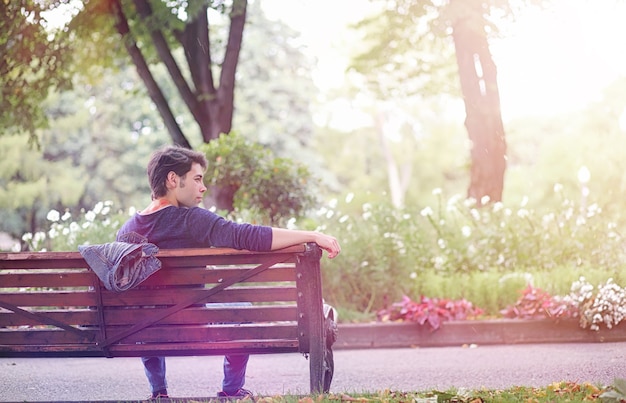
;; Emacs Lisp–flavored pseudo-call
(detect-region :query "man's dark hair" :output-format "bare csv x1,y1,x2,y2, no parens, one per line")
147,145,208,199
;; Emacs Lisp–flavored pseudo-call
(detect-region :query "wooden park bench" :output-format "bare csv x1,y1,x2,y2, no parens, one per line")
0,243,336,394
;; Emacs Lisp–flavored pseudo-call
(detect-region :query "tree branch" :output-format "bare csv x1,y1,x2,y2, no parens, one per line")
217,0,247,137
180,6,214,100
132,0,201,124
110,0,190,147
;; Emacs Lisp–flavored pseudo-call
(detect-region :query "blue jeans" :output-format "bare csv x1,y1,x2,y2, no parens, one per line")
142,354,249,394
142,302,251,394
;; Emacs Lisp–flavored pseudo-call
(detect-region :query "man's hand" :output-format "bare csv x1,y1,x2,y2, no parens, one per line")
313,233,341,259
271,228,341,259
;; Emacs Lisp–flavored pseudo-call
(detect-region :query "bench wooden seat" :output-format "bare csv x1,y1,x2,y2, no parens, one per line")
0,242,335,394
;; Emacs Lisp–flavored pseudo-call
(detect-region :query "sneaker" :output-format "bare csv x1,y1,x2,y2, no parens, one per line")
217,388,253,398
148,389,169,400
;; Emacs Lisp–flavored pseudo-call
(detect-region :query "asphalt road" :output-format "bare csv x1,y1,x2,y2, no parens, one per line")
2,342,626,402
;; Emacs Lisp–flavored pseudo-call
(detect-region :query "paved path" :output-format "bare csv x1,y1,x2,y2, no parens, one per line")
2,342,626,402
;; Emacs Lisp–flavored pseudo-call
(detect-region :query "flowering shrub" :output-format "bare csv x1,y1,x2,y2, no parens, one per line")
21,201,126,251
569,277,626,331
376,295,484,331
316,185,626,318
500,278,626,331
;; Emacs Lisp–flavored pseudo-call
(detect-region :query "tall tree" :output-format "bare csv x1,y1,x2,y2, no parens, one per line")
2,1,250,147
351,0,542,204
447,0,506,204
72,0,249,147
1,0,325,234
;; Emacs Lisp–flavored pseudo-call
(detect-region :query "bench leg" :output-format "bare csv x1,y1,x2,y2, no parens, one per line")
310,304,338,394
323,305,338,393
322,322,335,393
298,243,333,394
309,330,325,394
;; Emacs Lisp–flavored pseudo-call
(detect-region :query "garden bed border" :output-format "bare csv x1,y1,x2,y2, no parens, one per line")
335,319,626,349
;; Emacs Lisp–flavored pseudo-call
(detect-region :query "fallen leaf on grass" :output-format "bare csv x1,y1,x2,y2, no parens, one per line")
338,395,370,402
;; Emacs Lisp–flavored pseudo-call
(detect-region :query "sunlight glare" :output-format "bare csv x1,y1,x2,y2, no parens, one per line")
493,0,626,120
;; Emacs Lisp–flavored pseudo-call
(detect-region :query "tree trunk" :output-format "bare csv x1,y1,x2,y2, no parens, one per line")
110,0,191,148
450,4,506,205
178,0,247,143
374,111,411,209
113,0,247,146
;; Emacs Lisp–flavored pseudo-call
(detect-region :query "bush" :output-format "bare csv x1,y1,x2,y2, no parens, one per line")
316,187,626,319
21,201,127,251
18,181,626,331
200,133,318,226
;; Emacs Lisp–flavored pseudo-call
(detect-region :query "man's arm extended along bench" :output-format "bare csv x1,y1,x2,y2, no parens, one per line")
0,242,336,394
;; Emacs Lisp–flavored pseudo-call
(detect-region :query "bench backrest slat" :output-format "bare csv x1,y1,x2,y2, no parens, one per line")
0,305,299,327
0,266,297,288
1,287,298,306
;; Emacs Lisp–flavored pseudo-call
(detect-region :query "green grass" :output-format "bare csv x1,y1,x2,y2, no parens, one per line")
128,381,614,402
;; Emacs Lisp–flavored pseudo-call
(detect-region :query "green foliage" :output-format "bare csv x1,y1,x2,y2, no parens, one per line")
506,77,626,220
316,197,430,314
200,133,319,226
402,267,619,318
601,378,626,403
311,95,470,209
348,0,548,100
0,134,87,236
0,63,170,239
1,1,323,237
290,384,605,403
239,157,318,226
0,0,72,140
316,187,626,318
66,0,123,77
470,381,604,402
201,132,265,192
235,1,317,158
21,201,127,252
44,382,609,402
350,0,459,98
41,67,169,211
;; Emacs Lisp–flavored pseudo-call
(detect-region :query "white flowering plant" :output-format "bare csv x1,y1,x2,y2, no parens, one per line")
498,276,626,331
21,201,126,252
315,185,626,321
569,277,626,331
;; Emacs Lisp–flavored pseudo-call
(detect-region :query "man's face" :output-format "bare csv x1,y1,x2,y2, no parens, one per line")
175,162,207,208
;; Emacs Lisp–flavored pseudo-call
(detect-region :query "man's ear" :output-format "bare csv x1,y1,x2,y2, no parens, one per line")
165,171,178,189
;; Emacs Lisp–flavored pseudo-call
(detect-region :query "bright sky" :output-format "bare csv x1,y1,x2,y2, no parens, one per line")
263,0,369,91
263,0,626,121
